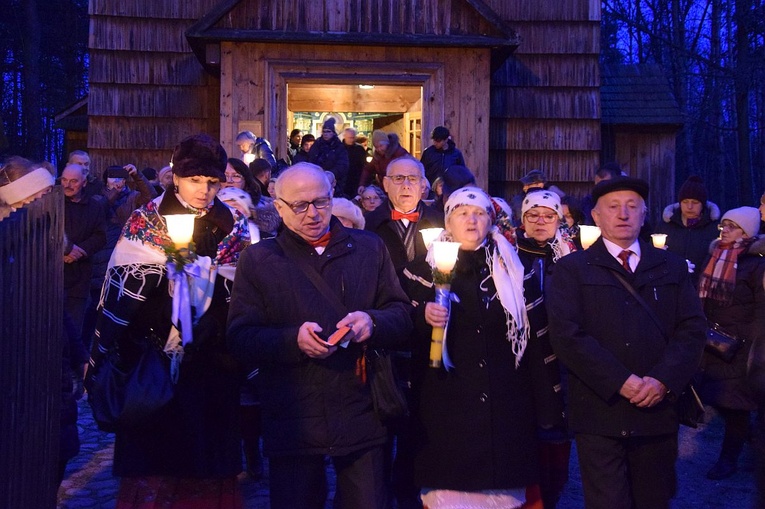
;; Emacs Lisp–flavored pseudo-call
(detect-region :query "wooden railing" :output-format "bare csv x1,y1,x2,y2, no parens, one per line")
0,189,64,509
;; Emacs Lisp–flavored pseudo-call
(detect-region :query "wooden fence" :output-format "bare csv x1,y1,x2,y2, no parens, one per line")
0,189,64,509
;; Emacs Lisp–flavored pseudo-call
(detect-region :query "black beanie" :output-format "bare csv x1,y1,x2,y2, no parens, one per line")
171,134,227,180
678,175,707,203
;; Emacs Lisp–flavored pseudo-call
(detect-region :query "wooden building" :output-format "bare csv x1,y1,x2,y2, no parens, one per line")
601,64,683,222
85,0,621,198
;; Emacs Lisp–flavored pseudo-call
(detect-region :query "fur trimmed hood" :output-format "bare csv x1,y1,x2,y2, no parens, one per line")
663,201,720,223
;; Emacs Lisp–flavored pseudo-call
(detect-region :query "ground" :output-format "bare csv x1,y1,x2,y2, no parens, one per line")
57,401,758,508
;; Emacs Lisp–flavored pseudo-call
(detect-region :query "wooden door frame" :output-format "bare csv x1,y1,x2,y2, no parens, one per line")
264,59,444,163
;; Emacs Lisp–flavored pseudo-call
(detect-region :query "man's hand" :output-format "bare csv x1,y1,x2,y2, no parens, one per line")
124,164,138,179
64,244,87,263
336,311,373,343
297,322,337,359
618,374,645,400
630,376,668,408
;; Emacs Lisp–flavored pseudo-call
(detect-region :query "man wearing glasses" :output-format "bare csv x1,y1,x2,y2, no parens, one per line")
228,162,412,509
364,156,444,507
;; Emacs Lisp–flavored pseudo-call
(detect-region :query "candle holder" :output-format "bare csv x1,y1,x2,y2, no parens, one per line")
427,241,461,368
651,233,667,249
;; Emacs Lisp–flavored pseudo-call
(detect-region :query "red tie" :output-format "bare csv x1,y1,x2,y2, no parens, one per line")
618,250,633,273
391,210,420,222
308,231,331,248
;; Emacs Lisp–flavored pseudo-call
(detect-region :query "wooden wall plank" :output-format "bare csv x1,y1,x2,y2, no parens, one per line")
509,22,599,55
491,87,600,120
88,52,208,86
490,150,601,182
492,55,600,87
490,119,601,151
88,85,212,117
89,17,194,52
89,0,218,18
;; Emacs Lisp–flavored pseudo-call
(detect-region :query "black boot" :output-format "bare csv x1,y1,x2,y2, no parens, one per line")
707,434,745,480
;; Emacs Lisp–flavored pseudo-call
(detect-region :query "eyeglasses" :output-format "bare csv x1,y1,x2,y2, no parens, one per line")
225,173,244,182
385,175,421,185
718,221,742,231
278,196,332,214
524,212,559,224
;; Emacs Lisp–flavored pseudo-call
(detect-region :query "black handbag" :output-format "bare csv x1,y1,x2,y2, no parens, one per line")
705,323,742,362
365,348,409,422
86,339,174,433
280,239,408,423
607,268,705,427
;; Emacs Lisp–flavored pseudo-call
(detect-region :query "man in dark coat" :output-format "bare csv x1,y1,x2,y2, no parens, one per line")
342,127,368,198
309,117,350,197
227,163,412,509
364,156,444,508
61,162,107,349
546,177,706,509
419,126,465,184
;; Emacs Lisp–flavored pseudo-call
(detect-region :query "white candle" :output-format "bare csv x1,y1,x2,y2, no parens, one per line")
420,228,444,249
431,241,461,272
579,225,601,250
164,214,195,247
651,233,667,249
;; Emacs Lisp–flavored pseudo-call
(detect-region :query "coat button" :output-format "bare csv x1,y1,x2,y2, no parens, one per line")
478,359,487,368
479,392,488,402
621,430,628,437
347,243,352,248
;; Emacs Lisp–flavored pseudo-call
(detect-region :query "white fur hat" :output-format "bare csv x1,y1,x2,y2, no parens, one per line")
0,167,55,206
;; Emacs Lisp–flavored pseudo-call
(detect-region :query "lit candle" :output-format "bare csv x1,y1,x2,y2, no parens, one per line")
243,153,256,165
164,214,195,248
431,241,461,273
651,233,667,249
579,225,601,250
420,228,444,249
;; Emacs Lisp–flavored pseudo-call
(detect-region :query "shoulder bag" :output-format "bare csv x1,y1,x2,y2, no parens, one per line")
607,268,705,428
85,334,174,433
280,239,408,423
705,322,742,362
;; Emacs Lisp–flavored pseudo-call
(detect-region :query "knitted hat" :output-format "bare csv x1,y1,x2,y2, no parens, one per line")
0,167,55,206
170,134,227,180
322,117,337,133
592,176,649,203
332,197,365,229
678,175,707,203
441,165,476,197
521,189,563,219
721,206,760,238
372,130,388,146
431,126,450,141
519,169,547,186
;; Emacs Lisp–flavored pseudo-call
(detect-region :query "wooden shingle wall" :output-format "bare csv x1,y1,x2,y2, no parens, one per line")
217,0,502,38
88,0,222,176
487,0,602,198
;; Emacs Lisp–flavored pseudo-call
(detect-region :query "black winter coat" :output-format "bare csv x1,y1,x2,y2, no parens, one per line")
227,219,413,457
419,140,465,183
64,195,107,299
309,135,350,196
92,193,246,478
344,142,369,197
547,238,706,437
654,204,720,286
699,236,765,410
413,247,561,491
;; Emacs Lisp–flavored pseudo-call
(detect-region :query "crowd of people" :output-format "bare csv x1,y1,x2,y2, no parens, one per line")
1,122,765,509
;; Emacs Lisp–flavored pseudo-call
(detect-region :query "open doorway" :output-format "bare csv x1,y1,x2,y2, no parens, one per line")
287,83,423,158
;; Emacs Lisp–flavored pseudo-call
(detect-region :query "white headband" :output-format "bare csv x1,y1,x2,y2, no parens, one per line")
0,167,55,206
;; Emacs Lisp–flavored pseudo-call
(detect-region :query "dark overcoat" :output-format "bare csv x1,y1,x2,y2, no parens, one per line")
546,238,706,437
654,205,719,286
227,219,412,457
699,236,765,410
413,247,563,491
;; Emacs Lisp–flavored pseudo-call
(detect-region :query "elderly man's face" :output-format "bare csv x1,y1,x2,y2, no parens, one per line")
60,166,87,201
274,168,333,243
591,190,646,249
69,154,90,170
383,159,424,213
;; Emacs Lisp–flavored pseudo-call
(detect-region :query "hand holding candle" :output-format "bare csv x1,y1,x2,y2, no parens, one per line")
426,240,461,368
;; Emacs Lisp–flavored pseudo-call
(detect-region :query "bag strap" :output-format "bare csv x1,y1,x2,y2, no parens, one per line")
606,267,668,343
279,236,348,318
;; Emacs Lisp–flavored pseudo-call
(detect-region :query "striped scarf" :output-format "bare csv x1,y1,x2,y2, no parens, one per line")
698,238,754,304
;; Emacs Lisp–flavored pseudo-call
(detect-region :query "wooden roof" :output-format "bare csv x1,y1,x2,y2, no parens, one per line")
186,0,520,69
601,64,683,127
